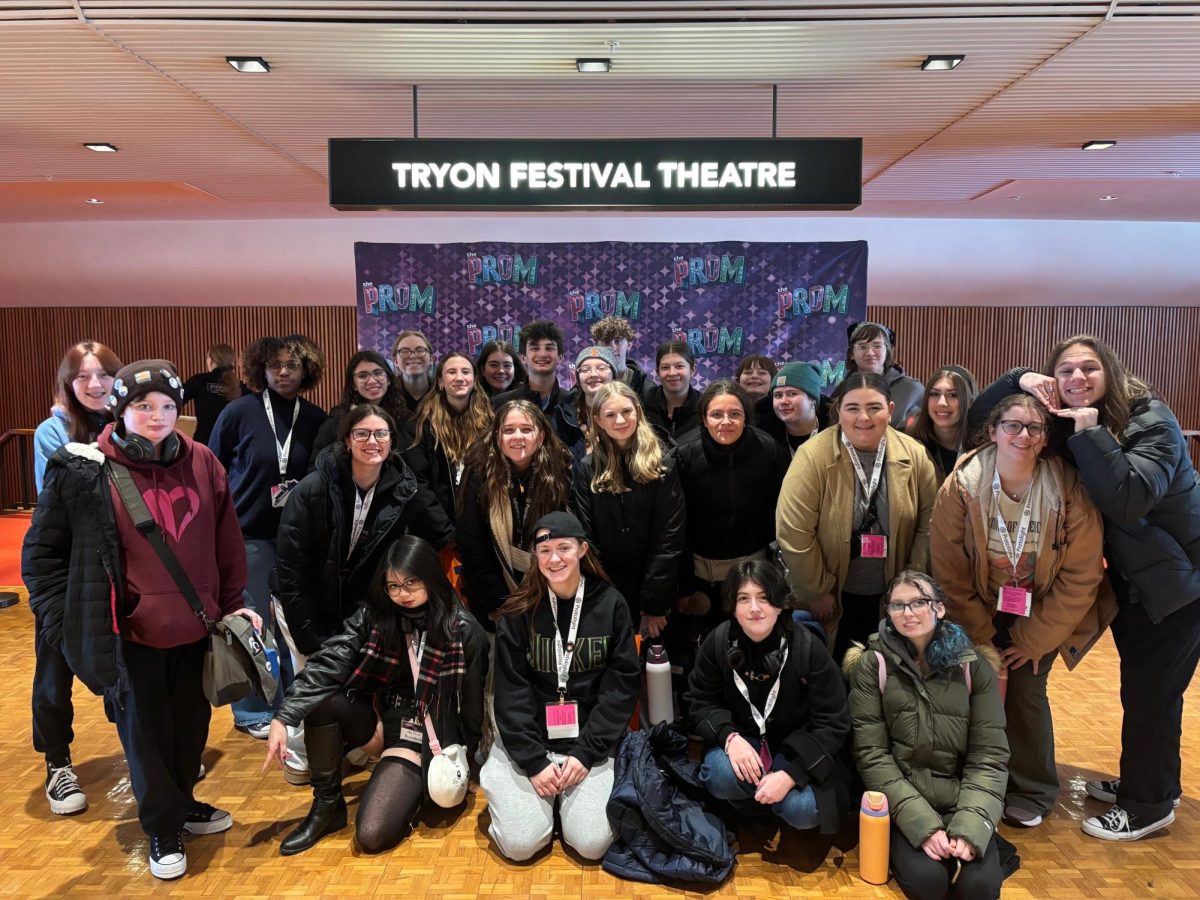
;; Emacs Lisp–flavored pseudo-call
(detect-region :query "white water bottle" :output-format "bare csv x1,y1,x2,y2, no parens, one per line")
646,644,674,725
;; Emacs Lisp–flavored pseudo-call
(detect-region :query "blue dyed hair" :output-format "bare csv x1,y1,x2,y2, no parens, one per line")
883,570,973,671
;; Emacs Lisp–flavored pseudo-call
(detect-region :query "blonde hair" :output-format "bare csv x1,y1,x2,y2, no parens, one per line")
410,353,494,467
588,382,665,494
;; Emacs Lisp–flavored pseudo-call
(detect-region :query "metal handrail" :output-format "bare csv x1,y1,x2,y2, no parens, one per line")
0,428,37,512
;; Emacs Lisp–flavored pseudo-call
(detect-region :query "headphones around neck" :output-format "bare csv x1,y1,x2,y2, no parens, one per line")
727,627,787,681
111,426,180,463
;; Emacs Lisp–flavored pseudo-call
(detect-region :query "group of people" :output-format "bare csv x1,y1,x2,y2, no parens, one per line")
21,317,1200,899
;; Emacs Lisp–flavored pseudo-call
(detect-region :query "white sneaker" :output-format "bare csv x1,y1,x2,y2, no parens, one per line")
1082,805,1174,841
149,832,187,879
45,762,88,815
1003,804,1043,828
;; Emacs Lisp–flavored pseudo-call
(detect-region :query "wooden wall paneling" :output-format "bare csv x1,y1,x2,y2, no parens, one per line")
2,305,1196,506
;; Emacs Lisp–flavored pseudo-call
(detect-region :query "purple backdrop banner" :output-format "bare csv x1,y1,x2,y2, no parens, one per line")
355,240,867,390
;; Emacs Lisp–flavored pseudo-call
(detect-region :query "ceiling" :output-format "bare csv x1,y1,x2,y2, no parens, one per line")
2,0,1198,222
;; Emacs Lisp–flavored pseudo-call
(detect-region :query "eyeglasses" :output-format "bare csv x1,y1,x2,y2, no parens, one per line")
353,369,389,383
268,361,301,373
350,428,392,443
997,419,1047,438
385,577,424,596
706,410,745,423
853,340,888,353
396,348,431,359
886,597,931,616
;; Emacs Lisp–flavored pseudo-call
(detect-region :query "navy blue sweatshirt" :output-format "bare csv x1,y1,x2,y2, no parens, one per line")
209,389,325,540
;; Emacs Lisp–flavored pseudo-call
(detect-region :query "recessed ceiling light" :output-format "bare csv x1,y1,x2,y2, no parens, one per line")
921,55,964,71
84,142,118,152
1100,195,1118,201
1082,140,1116,151
84,198,104,204
576,58,611,73
226,56,270,73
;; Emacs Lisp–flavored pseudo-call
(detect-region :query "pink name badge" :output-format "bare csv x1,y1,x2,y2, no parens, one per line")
546,701,580,740
860,534,888,559
998,585,1032,617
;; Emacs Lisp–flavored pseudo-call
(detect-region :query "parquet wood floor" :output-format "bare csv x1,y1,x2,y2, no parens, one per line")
3,587,1198,898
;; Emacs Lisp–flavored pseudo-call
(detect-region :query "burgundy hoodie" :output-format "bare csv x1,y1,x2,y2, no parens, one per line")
99,424,248,649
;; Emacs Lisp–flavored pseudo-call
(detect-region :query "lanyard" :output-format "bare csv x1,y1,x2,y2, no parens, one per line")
547,577,586,698
262,391,300,479
347,485,375,559
731,639,790,744
841,431,886,506
991,466,1035,582
405,630,443,753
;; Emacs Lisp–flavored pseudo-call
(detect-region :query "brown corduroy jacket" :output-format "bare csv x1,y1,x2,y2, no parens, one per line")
930,445,1116,669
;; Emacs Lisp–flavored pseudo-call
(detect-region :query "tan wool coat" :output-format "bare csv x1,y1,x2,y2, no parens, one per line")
930,445,1116,669
776,425,938,648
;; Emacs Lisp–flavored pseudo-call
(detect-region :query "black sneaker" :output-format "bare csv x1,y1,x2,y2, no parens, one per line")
1085,778,1181,809
149,832,187,880
182,802,232,835
45,761,88,815
1082,805,1175,841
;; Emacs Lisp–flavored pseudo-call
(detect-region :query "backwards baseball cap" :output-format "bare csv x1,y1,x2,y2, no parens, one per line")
574,345,618,377
107,359,183,419
771,362,823,402
531,511,588,548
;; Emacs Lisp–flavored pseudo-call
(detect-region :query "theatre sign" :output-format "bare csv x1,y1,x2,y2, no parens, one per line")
329,138,861,211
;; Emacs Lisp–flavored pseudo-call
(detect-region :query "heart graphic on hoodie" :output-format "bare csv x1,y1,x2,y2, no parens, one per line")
144,486,201,542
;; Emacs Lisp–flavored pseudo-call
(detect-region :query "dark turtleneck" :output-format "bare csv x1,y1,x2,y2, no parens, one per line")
731,621,788,706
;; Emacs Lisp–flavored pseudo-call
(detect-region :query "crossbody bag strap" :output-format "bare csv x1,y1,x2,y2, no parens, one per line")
105,460,216,633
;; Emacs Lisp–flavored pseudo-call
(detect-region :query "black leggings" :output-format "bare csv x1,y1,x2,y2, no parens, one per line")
307,693,425,854
890,829,1002,900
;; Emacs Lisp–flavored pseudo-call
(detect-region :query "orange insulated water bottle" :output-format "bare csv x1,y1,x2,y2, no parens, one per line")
859,790,890,885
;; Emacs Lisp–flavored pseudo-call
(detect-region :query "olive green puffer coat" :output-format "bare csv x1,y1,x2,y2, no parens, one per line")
845,626,1008,855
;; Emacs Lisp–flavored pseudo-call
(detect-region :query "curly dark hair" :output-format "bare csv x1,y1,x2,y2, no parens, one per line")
242,335,325,393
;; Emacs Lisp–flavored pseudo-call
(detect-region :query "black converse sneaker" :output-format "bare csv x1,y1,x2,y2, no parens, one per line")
1082,805,1175,841
182,802,233,835
1085,778,1182,808
45,761,88,815
149,832,187,880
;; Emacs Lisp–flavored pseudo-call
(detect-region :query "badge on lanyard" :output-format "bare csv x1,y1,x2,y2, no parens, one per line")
731,638,790,773
843,431,887,559
545,578,585,741
992,467,1034,618
263,391,300,507
399,717,424,744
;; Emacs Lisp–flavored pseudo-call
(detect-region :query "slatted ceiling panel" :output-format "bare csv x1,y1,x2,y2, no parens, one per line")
416,82,772,139
869,19,1200,198
0,22,324,202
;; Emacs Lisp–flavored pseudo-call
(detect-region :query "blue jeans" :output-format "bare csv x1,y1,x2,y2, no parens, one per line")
231,539,292,727
700,743,819,830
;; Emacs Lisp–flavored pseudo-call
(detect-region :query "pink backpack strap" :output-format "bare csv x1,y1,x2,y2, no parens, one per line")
874,650,886,693
963,660,972,693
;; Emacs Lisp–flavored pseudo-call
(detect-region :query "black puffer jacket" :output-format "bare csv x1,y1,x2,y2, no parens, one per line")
273,448,454,655
603,723,736,886
642,385,702,445
970,368,1200,622
573,449,685,618
276,606,489,767
674,427,790,583
22,442,127,700
685,619,859,834
401,424,462,525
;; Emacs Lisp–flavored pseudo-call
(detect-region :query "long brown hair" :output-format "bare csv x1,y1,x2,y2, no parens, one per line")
410,352,494,467
498,536,612,621
972,393,1051,456
1044,334,1152,439
458,400,572,543
907,367,976,455
53,341,123,443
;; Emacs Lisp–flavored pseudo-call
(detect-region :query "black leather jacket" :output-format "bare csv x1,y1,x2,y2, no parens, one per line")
276,606,489,762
